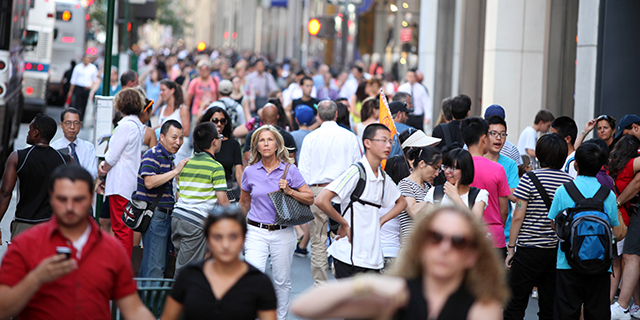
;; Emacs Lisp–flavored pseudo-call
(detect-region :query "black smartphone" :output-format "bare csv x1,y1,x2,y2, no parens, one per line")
56,246,71,259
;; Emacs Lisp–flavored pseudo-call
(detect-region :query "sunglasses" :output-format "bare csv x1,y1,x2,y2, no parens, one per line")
211,118,227,125
426,229,474,251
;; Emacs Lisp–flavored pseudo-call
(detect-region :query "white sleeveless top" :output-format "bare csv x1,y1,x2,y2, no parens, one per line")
159,104,183,125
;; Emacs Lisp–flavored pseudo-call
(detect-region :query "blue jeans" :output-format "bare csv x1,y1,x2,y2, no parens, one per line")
139,208,172,279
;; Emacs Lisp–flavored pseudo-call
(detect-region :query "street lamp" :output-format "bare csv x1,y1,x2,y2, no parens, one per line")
390,4,398,12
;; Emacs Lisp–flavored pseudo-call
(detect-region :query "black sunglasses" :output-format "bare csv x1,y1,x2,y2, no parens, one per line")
211,118,227,125
426,230,475,250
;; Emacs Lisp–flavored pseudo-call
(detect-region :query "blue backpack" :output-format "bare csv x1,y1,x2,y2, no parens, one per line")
554,182,613,275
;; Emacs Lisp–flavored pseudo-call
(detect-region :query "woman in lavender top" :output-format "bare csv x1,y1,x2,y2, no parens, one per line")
239,125,314,320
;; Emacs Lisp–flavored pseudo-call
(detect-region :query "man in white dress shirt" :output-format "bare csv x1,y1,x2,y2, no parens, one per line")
338,66,364,99
51,108,98,179
397,68,432,133
298,100,362,286
67,55,99,119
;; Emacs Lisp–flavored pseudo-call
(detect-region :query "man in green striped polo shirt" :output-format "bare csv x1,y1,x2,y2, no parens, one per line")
171,122,230,272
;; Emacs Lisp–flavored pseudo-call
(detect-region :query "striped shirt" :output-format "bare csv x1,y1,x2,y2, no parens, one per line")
172,152,227,228
137,143,175,208
397,178,430,244
501,140,523,166
513,168,573,248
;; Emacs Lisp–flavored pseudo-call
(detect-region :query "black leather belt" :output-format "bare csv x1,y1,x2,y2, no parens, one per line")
157,207,173,214
247,219,287,231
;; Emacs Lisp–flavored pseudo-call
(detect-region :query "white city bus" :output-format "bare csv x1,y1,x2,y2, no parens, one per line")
48,0,85,105
0,0,29,176
22,0,56,109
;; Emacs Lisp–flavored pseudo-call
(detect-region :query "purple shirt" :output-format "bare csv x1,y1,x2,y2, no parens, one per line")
241,160,307,224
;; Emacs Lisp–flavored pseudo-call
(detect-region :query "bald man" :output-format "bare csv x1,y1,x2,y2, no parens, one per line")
242,104,298,166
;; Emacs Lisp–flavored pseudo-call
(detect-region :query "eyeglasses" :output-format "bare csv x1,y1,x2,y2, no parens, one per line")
431,164,443,173
211,118,228,125
370,138,395,146
63,121,81,127
488,130,508,139
597,115,610,121
441,164,457,172
425,230,475,251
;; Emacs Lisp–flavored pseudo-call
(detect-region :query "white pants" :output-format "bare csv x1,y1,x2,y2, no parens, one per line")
244,224,296,320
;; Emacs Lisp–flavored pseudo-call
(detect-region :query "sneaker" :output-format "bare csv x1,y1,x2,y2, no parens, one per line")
294,245,308,257
611,302,631,320
531,289,538,299
630,304,640,318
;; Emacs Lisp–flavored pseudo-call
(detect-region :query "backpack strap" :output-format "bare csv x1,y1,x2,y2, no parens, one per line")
349,162,367,204
564,156,575,173
593,185,610,202
433,185,444,207
468,187,481,210
564,181,585,203
441,123,452,147
527,172,552,211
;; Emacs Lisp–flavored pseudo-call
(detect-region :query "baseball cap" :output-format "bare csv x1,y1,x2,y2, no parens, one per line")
401,129,441,149
389,101,413,115
484,104,505,119
218,80,233,95
295,105,315,126
616,114,640,139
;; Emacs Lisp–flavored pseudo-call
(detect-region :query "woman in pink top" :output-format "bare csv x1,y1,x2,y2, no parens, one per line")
186,60,218,117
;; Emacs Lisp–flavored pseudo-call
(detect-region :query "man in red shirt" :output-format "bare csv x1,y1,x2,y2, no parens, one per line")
0,165,155,320
460,117,511,256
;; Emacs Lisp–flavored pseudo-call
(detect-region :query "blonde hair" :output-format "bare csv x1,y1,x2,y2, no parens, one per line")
390,206,509,304
248,125,294,165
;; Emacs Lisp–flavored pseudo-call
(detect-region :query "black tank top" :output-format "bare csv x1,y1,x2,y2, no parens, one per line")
15,146,70,223
394,278,475,320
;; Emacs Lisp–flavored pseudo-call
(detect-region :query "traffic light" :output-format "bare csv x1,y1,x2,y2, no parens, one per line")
308,17,335,39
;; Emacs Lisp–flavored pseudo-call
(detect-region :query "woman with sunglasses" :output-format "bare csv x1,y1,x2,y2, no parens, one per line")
574,114,617,150
425,148,488,220
291,207,507,320
161,206,277,320
199,107,243,202
397,146,442,243
159,80,191,163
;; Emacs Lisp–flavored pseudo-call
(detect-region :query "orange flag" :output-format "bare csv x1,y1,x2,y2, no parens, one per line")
378,90,396,169
378,90,396,137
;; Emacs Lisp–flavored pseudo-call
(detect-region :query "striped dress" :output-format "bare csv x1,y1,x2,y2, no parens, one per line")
513,168,573,248
397,178,430,244
172,152,227,228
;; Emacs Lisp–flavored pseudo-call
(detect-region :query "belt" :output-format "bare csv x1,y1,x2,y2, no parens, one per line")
247,219,287,231
310,183,329,187
157,207,173,214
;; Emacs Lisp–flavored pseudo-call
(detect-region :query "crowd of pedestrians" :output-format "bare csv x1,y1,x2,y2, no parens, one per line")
0,45,640,320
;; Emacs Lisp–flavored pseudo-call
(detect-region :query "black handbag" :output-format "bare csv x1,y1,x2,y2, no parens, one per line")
269,164,314,226
122,184,168,232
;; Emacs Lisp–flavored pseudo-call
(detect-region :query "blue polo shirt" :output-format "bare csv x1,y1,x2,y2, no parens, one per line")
137,143,175,208
548,175,619,270
389,122,414,157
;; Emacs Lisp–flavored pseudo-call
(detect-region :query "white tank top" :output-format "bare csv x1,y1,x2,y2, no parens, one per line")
159,104,184,125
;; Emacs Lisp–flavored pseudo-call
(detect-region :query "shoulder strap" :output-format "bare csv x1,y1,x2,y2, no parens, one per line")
593,185,610,202
351,162,367,201
468,187,481,210
441,123,452,147
527,172,552,210
564,181,585,203
281,163,291,180
434,185,444,206
150,183,169,210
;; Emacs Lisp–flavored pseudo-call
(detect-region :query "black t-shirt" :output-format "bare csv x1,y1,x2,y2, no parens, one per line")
170,261,277,320
243,126,298,155
291,97,320,113
215,138,243,183
432,120,465,151
16,146,71,222
394,278,474,320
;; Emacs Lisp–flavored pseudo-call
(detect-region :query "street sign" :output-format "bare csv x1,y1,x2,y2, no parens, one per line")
94,96,115,158
400,28,412,43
